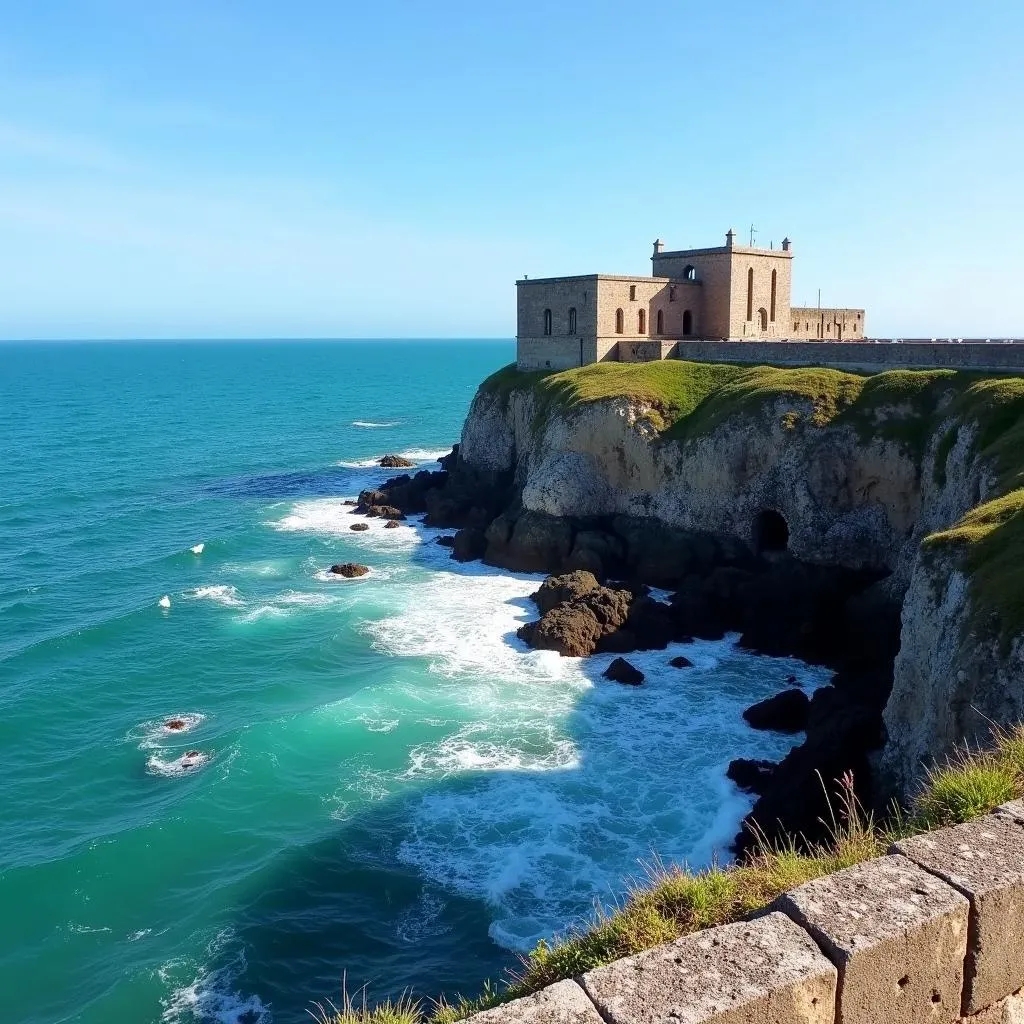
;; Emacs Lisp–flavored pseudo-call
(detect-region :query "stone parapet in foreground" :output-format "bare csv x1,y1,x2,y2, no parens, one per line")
462,813,1024,1024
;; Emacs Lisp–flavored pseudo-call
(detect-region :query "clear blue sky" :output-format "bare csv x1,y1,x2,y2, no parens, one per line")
1,1,1022,340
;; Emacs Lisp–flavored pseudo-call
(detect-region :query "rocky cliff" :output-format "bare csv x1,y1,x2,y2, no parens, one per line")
367,361,1024,834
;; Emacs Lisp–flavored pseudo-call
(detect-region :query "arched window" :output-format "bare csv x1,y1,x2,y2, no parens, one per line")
746,268,754,321
758,307,768,331
615,308,624,334
568,307,577,335
656,309,664,335
543,309,552,336
770,269,777,322
638,309,646,334
684,265,696,281
682,309,693,335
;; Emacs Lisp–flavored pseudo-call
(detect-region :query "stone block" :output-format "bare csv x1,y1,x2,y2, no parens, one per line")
467,980,604,1024
893,815,1024,1014
580,911,836,1024
776,854,969,1023
957,986,1024,1022
994,800,1024,825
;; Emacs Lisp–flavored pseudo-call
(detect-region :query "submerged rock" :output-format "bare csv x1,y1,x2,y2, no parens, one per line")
743,689,810,733
669,655,694,669
603,657,645,686
329,563,370,578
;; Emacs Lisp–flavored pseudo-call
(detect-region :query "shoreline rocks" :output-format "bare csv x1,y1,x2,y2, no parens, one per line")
604,657,644,686
379,454,416,468
743,689,811,733
329,563,370,578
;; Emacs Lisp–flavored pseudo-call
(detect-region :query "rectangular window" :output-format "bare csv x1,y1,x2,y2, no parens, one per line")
629,285,637,301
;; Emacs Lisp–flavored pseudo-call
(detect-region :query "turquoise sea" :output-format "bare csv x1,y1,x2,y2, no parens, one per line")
0,341,828,1024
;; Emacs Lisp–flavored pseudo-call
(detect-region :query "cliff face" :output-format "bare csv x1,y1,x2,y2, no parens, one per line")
457,363,1024,798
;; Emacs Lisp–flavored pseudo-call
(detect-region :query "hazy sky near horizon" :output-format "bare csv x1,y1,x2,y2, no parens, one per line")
1,1,1022,340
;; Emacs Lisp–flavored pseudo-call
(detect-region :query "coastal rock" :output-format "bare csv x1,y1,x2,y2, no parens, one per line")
350,523,369,532
164,718,187,731
743,689,810,733
435,535,456,548
363,504,405,520
330,563,370,578
384,520,400,529
530,570,599,615
517,604,604,658
451,527,487,562
669,655,694,669
603,657,644,685
379,454,416,468
485,509,574,574
727,758,776,794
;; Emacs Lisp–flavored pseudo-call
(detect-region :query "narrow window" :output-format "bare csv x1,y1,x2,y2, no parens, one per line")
793,321,798,332
615,308,624,334
656,309,664,335
682,309,693,335
638,309,646,334
770,269,777,322
746,268,754,321
543,309,552,336
806,322,810,331
629,285,637,301
684,265,696,281
758,307,768,331
568,307,577,335
669,286,676,302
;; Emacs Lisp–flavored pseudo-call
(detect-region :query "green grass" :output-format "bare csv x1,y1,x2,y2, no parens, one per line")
311,727,1024,1023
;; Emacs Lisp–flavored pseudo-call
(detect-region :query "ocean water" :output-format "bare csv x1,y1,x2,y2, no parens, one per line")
0,340,829,1024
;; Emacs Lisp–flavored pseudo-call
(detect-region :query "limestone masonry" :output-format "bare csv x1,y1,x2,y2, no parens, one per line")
517,230,864,370
466,810,1024,1024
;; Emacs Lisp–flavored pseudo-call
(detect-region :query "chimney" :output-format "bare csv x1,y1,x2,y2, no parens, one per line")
725,228,735,249
782,237,791,252
653,238,665,256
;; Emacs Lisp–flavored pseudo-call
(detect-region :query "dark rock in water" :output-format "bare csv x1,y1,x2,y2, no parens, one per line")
517,604,604,658
379,454,416,468
438,446,459,471
786,674,800,686
604,657,645,685
743,689,810,733
363,504,405,520
452,527,487,562
531,571,599,615
343,499,357,506
165,718,187,731
669,655,694,669
330,563,370,578
350,523,369,532
384,520,400,529
435,535,456,548
727,758,776,795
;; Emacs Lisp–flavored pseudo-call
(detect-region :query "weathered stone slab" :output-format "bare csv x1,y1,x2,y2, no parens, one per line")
994,800,1024,825
580,911,836,1024
894,815,1024,1014
776,853,969,1023
957,985,1024,1022
467,980,604,1024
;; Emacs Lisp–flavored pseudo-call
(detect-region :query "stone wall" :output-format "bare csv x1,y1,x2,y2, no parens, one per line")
674,340,1024,373
727,246,794,340
467,802,1024,1024
790,306,866,340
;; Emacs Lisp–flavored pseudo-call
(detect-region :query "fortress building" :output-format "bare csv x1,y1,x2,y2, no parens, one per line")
516,230,865,370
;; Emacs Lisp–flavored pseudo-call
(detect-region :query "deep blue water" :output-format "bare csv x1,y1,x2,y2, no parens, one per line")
0,340,824,1024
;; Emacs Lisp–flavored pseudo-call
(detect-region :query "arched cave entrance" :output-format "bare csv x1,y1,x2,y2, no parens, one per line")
755,508,789,554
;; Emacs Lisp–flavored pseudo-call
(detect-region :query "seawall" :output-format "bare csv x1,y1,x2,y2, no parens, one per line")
464,802,1024,1024
673,340,1024,374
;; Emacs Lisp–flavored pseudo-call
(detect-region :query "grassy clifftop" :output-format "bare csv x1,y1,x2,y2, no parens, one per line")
480,359,1024,641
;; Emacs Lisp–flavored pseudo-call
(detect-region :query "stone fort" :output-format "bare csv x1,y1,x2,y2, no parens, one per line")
516,230,865,371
